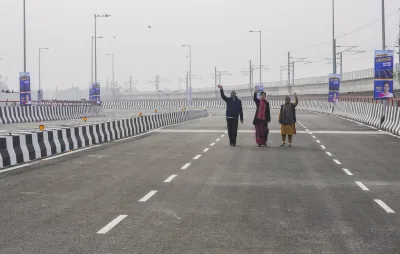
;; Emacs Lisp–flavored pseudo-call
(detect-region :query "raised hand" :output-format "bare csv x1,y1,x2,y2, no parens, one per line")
217,85,223,90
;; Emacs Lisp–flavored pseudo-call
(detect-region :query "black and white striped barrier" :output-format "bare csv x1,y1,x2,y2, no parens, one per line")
0,109,208,168
0,105,104,124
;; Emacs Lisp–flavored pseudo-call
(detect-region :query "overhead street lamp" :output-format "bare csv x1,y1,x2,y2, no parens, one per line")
181,45,192,89
23,0,27,72
105,53,115,98
94,14,111,84
38,47,50,91
249,30,262,85
91,36,103,86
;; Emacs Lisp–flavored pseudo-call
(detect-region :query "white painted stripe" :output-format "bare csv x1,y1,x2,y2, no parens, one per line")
0,163,32,174
312,136,316,138
181,163,191,170
42,145,101,161
220,135,224,138
155,129,384,134
97,215,127,234
139,190,158,202
309,132,313,135
316,140,321,143
203,148,209,152
193,155,201,160
210,143,215,146
164,175,177,183
305,129,309,131
374,199,395,213
355,181,369,191
342,168,353,176
333,159,342,165
326,152,332,156
216,138,220,142
320,145,326,150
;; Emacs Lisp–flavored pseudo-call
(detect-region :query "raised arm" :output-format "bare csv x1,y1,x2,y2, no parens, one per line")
218,86,228,102
253,90,260,106
292,93,298,107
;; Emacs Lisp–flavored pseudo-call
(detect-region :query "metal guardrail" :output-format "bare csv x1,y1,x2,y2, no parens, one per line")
0,100,100,107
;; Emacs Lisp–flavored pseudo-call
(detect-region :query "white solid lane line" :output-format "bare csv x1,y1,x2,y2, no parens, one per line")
320,145,326,150
139,190,158,202
216,138,220,142
342,168,353,176
193,155,201,160
316,140,321,143
333,159,342,165
203,148,209,152
210,143,215,146
97,215,128,234
181,163,191,170
326,152,332,156
164,175,177,183
374,199,395,213
355,181,370,191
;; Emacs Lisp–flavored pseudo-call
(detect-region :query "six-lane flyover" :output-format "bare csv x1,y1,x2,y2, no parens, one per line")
0,98,399,253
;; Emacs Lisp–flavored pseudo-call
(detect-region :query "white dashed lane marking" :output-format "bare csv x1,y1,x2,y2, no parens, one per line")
333,159,342,165
139,190,158,202
164,175,177,183
181,163,191,170
210,143,215,146
326,152,332,156
203,148,209,152
320,145,326,150
312,136,316,139
355,181,370,191
342,168,353,176
216,138,220,142
374,199,395,213
97,215,128,234
316,140,321,143
193,155,201,160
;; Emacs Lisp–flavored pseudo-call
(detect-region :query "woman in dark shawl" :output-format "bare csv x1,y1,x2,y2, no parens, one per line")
279,93,298,147
253,89,271,146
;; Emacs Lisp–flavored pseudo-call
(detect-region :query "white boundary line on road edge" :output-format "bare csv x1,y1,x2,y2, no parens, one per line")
193,155,201,160
97,215,127,234
355,181,370,191
333,159,342,165
342,168,353,176
374,199,395,213
43,145,101,161
139,190,158,202
203,148,209,152
164,175,177,183
181,163,191,170
0,163,32,174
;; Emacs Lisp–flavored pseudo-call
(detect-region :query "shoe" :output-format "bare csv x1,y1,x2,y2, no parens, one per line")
258,144,261,147
289,143,292,147
280,143,286,147
232,143,236,147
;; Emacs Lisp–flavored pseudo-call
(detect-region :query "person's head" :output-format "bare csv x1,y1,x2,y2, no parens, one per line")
285,96,291,104
383,82,390,92
231,90,237,98
260,92,266,100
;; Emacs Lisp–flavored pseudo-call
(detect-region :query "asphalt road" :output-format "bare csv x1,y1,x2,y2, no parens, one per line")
0,109,169,133
0,108,399,253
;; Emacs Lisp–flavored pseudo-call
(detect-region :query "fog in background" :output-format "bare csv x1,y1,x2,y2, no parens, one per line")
0,0,399,99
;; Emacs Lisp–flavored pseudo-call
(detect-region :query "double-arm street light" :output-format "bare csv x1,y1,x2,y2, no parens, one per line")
249,30,262,85
94,14,111,84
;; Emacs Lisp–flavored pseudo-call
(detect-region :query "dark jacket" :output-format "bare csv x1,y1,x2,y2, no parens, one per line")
252,92,271,125
220,89,243,121
279,99,298,124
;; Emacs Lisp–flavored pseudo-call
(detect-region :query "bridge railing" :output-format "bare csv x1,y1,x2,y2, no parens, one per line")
0,100,99,107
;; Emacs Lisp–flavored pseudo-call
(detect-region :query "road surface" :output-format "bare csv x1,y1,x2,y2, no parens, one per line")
0,108,399,253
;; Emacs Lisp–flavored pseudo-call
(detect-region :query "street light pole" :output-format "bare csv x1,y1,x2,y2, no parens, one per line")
91,36,103,86
249,30,262,85
382,0,386,50
38,48,49,91
23,0,27,72
332,0,337,74
94,14,110,84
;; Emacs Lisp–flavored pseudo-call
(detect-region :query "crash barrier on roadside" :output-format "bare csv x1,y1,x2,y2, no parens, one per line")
0,105,104,124
0,109,208,168
104,98,400,136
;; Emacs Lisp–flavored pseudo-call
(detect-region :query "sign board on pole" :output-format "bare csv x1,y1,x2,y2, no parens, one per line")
91,82,101,103
89,88,93,101
37,89,43,101
255,84,264,99
374,50,394,99
19,72,31,105
328,73,340,102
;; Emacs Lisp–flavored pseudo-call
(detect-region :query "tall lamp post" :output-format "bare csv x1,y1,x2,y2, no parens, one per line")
23,0,27,72
91,36,103,86
106,53,115,97
249,30,262,85
38,47,49,92
182,45,192,105
94,14,111,85
332,0,337,74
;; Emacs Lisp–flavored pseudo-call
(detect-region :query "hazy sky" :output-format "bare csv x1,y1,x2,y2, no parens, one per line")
0,0,399,92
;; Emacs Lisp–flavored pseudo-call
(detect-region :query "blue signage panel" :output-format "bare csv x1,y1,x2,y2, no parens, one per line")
89,88,93,101
91,82,101,103
256,84,264,99
19,72,31,105
328,73,340,102
374,50,394,99
37,89,43,101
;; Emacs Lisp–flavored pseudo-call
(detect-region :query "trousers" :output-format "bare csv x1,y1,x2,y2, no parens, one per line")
226,117,239,145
